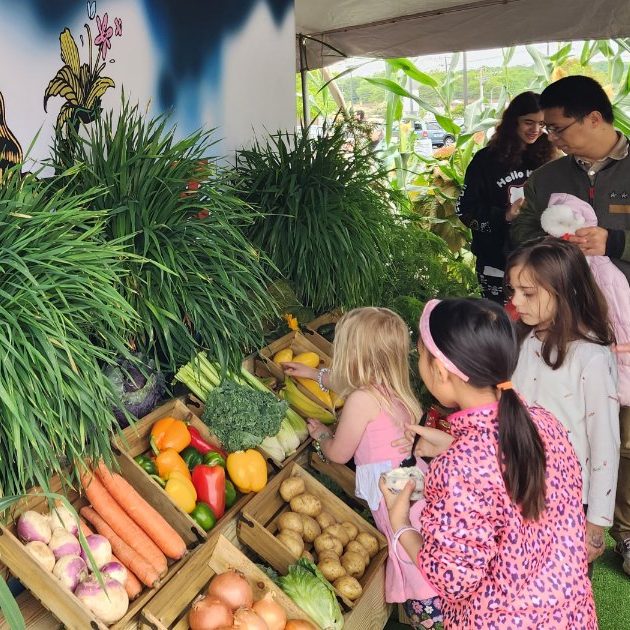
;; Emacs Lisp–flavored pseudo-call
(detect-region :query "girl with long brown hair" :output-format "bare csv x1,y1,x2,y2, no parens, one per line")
456,91,557,303
507,237,620,568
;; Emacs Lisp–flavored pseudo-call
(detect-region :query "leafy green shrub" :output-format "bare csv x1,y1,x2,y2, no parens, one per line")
51,101,276,369
0,168,138,495
235,124,402,311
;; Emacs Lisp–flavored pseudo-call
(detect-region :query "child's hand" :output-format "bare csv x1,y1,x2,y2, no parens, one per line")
279,361,319,380
613,343,630,354
379,477,413,531
585,521,605,563
307,418,330,441
391,425,454,459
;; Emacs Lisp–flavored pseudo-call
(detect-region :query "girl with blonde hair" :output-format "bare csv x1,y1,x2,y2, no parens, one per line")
282,307,442,628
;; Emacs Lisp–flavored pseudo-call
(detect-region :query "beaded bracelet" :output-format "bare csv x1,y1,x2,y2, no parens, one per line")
392,525,418,565
317,368,331,392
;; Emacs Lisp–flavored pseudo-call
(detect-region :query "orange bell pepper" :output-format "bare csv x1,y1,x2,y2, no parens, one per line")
150,416,191,454
155,448,191,480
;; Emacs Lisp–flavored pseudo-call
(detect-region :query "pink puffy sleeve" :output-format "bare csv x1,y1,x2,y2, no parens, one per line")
417,449,503,601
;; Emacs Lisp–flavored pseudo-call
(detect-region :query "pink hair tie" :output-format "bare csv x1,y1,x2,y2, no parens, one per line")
419,299,469,382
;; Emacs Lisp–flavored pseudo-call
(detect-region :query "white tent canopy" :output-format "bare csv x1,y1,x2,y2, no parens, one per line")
296,0,630,70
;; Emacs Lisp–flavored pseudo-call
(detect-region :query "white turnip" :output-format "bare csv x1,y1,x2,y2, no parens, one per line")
100,561,128,585
53,555,87,591
49,528,81,559
16,511,52,544
24,541,55,572
75,576,129,624
49,504,79,536
80,534,112,569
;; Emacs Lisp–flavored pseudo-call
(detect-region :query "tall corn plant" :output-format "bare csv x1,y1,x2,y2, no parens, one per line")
0,167,138,496
235,123,401,312
51,101,277,370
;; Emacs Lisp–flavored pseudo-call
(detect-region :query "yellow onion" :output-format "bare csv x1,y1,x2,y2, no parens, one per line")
284,621,318,630
252,593,286,630
189,596,233,630
207,570,254,611
233,608,268,630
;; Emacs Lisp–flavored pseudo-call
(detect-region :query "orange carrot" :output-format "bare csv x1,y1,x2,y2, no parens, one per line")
95,461,187,560
79,519,143,600
80,471,168,577
80,506,160,588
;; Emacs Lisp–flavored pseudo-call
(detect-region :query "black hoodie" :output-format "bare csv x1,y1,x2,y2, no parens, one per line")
456,147,533,271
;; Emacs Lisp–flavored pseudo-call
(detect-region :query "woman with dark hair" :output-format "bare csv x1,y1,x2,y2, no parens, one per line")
456,91,558,302
381,297,597,628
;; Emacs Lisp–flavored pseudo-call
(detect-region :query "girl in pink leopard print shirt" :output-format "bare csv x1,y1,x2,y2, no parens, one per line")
381,298,596,629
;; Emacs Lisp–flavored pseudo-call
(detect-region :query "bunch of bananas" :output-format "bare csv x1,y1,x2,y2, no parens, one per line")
279,377,336,425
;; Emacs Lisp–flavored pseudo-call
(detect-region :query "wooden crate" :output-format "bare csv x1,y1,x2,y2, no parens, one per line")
309,452,367,509
238,463,391,630
305,310,343,355
112,399,252,542
139,534,317,630
0,467,194,630
259,331,338,418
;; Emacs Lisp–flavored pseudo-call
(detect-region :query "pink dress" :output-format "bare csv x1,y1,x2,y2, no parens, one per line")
354,405,437,603
417,402,597,629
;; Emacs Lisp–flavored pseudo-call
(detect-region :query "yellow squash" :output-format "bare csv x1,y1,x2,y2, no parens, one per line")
292,351,320,368
273,348,293,365
297,377,334,409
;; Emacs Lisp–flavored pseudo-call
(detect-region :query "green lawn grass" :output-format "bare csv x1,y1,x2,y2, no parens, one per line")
592,533,630,630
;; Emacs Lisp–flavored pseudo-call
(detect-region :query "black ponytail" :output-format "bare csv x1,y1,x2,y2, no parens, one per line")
428,298,547,520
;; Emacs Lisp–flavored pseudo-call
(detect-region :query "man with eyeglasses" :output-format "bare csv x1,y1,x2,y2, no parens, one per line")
511,74,630,578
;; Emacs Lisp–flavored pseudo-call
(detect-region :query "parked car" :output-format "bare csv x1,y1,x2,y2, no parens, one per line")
413,120,455,147
413,127,434,157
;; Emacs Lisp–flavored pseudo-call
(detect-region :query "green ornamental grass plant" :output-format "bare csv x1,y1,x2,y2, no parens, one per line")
52,101,277,370
235,123,402,312
0,167,138,496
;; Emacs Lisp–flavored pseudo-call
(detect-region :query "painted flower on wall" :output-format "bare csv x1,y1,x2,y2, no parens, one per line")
94,13,114,60
44,8,124,137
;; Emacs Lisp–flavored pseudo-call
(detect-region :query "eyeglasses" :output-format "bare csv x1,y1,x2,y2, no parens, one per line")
543,119,580,137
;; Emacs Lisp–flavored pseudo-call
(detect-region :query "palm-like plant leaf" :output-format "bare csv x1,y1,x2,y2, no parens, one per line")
0,167,139,496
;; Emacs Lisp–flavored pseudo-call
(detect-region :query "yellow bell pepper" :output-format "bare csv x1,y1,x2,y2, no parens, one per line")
226,450,267,494
155,448,191,480
150,416,191,453
165,470,197,513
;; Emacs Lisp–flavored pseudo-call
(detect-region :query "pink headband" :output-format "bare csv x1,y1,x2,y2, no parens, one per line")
419,299,470,382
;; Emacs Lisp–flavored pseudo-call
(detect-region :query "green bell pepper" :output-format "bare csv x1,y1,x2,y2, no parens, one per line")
225,479,237,508
180,446,203,470
203,451,225,467
134,454,157,476
190,501,217,531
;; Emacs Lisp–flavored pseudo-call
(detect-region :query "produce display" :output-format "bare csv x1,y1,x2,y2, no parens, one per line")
188,568,317,630
132,416,242,532
175,353,308,463
275,477,379,602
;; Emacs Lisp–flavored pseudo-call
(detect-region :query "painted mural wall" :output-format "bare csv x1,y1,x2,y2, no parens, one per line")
0,0,295,170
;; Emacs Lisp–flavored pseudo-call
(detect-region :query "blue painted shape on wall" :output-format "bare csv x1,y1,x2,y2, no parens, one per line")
143,0,293,114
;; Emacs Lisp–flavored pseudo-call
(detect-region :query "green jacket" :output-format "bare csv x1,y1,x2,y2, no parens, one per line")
511,150,630,281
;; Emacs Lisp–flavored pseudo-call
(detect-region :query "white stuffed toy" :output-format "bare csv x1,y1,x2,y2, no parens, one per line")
540,204,585,238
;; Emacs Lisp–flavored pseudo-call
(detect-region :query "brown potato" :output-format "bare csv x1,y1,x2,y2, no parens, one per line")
340,551,365,579
345,540,369,565
315,511,336,530
341,521,358,541
280,477,306,502
276,530,304,558
300,514,321,543
290,493,322,517
317,558,346,582
356,532,379,558
277,511,304,536
317,549,340,563
301,550,315,562
313,533,343,556
333,576,363,601
323,524,350,547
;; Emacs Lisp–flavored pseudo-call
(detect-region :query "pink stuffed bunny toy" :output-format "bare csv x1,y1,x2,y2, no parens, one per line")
541,192,630,405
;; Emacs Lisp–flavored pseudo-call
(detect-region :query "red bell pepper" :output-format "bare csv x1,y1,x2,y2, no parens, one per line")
191,464,226,520
187,426,227,459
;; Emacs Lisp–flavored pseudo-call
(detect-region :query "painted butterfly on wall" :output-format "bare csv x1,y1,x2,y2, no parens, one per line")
87,1,96,20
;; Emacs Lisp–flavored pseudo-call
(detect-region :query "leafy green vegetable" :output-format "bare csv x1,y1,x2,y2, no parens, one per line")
278,558,344,630
201,380,287,452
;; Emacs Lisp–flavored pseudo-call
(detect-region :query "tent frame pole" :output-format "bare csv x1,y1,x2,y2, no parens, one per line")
298,34,310,126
